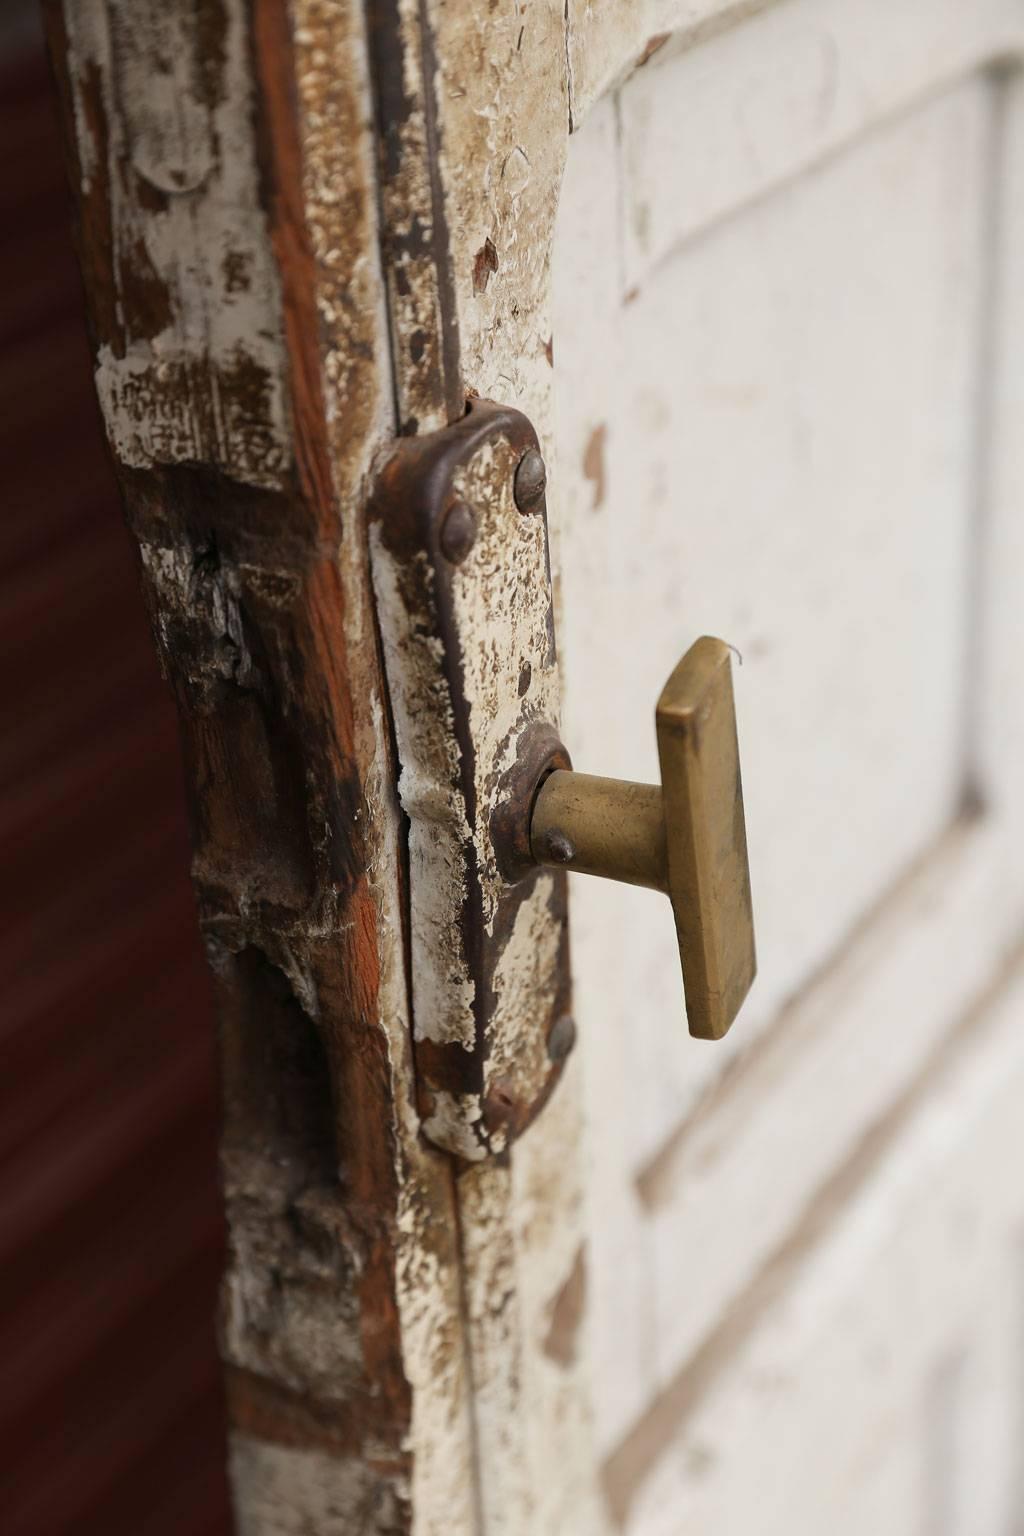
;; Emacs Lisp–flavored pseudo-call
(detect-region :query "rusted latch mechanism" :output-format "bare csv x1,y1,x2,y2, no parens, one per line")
528,638,756,1041
369,400,571,1161
370,399,756,1161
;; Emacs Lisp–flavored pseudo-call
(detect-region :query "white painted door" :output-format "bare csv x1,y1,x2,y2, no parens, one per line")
551,4,1024,1530
51,1,1024,1530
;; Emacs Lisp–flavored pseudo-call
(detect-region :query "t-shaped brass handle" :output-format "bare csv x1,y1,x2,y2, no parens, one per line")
530,636,756,1039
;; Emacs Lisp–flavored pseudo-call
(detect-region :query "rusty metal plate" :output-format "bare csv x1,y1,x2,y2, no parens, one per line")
369,400,571,1159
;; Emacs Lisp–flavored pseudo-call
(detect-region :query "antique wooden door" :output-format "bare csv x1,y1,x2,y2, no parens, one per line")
47,1,1024,1533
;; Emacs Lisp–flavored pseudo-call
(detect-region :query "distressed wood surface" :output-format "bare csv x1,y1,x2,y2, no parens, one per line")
44,3,478,1532
47,0,1024,1531
367,3,607,1530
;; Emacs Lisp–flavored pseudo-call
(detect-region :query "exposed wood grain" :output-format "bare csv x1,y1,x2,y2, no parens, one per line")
44,2,473,1531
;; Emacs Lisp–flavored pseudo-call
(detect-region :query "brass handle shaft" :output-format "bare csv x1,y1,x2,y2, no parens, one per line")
531,772,668,893
525,637,756,1041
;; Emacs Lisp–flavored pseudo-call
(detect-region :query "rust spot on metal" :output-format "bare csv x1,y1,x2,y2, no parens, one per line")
490,721,571,885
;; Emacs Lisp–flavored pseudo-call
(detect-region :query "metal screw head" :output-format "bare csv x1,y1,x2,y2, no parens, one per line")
514,448,547,513
543,829,575,865
439,500,477,564
547,1013,577,1063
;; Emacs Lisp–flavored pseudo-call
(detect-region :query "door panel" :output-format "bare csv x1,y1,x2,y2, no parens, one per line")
614,959,1024,1536
46,0,1024,1528
552,1,1024,1507
558,74,987,1148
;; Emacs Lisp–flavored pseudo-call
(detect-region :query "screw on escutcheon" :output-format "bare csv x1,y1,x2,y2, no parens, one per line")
547,1013,577,1063
514,448,546,514
543,829,575,865
439,499,477,564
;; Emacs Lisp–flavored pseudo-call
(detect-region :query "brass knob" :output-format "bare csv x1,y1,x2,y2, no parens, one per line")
530,636,756,1040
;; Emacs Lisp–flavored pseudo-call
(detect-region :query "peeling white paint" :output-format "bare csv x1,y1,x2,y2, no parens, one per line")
411,0,609,1524
484,879,562,1107
63,0,291,487
370,527,478,1052
422,1092,490,1164
285,3,480,1525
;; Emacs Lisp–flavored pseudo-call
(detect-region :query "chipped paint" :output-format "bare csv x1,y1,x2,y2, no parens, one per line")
284,6,478,1531
50,0,634,1524
368,0,608,1525
62,0,291,487
370,527,478,1053
484,879,562,1115
48,1,477,1532
423,1092,490,1164
369,702,479,1536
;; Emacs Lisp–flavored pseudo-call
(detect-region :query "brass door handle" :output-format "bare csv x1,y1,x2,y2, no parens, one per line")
529,637,756,1040
372,400,755,1155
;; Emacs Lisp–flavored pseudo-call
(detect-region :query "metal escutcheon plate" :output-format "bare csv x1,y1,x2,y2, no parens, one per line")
369,400,571,1160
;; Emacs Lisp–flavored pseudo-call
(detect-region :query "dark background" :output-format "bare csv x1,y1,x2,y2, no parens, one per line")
2,8,231,1531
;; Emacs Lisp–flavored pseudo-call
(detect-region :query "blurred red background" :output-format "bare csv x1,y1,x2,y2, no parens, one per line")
2,15,231,1533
